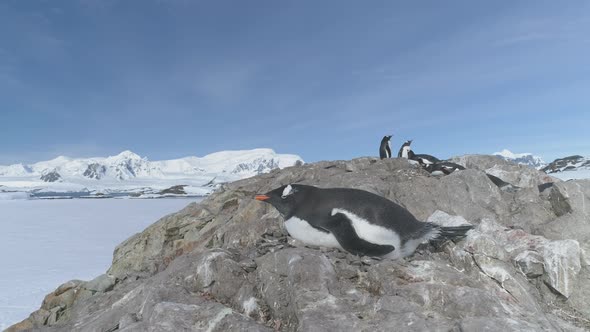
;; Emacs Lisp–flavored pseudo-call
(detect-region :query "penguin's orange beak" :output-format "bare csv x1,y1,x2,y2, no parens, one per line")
255,195,270,201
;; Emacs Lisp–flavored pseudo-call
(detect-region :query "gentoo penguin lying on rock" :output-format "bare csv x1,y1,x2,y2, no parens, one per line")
379,135,392,159
255,184,473,259
425,161,466,176
398,140,439,166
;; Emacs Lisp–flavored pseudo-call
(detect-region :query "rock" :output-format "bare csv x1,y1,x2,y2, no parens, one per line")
183,250,247,304
8,156,590,331
450,154,552,188
463,231,508,261
40,169,62,182
545,182,573,217
146,301,272,332
427,210,473,227
118,313,139,329
83,273,117,293
514,251,544,278
159,185,187,195
29,308,51,326
83,163,107,179
42,285,79,311
542,240,582,298
46,305,66,326
455,316,575,332
3,319,34,332
54,280,83,296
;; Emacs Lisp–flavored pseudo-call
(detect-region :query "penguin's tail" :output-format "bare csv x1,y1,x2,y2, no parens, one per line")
434,225,474,242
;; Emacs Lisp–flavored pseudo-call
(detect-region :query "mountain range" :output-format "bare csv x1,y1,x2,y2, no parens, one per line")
0,149,303,198
540,155,590,180
494,149,590,181
493,149,547,169
3,148,590,199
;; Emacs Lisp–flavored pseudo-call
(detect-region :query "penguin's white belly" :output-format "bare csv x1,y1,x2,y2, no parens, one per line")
401,146,411,159
420,158,434,165
284,217,342,249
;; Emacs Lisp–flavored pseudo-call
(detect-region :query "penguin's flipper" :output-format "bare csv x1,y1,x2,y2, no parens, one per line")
324,212,395,257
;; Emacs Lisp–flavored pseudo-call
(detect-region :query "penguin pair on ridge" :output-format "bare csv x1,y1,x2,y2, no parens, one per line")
397,140,439,164
382,137,440,168
397,140,464,176
256,184,473,259
395,139,519,190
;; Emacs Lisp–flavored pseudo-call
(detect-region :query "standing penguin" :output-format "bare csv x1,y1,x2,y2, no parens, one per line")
397,140,413,158
255,184,473,259
379,135,392,159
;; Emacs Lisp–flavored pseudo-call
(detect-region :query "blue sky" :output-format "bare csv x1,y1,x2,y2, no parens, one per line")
1,0,590,164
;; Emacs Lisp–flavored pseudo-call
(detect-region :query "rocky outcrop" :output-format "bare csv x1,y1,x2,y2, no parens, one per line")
83,163,106,180
158,185,187,195
8,156,590,331
40,170,62,183
542,155,590,174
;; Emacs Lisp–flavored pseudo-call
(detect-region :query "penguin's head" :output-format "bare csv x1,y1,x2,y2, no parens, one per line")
255,184,310,217
404,139,413,146
382,135,392,142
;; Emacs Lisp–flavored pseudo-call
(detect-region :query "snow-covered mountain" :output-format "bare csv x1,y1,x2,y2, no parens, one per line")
0,149,303,197
493,149,546,169
540,155,590,180
492,149,590,180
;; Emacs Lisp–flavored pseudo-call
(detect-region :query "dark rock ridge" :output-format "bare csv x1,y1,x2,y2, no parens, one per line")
542,155,590,174
159,185,187,195
231,158,281,175
8,155,590,331
83,163,107,179
40,170,62,183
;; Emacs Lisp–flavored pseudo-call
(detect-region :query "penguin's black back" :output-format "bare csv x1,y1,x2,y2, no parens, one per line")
379,136,391,159
414,154,440,163
291,185,427,242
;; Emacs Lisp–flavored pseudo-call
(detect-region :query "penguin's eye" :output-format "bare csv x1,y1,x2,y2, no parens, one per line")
281,185,295,199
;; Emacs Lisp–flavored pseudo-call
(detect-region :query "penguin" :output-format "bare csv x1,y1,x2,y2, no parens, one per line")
397,140,413,158
379,135,392,159
425,161,465,176
413,153,440,166
255,184,473,259
397,140,439,166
